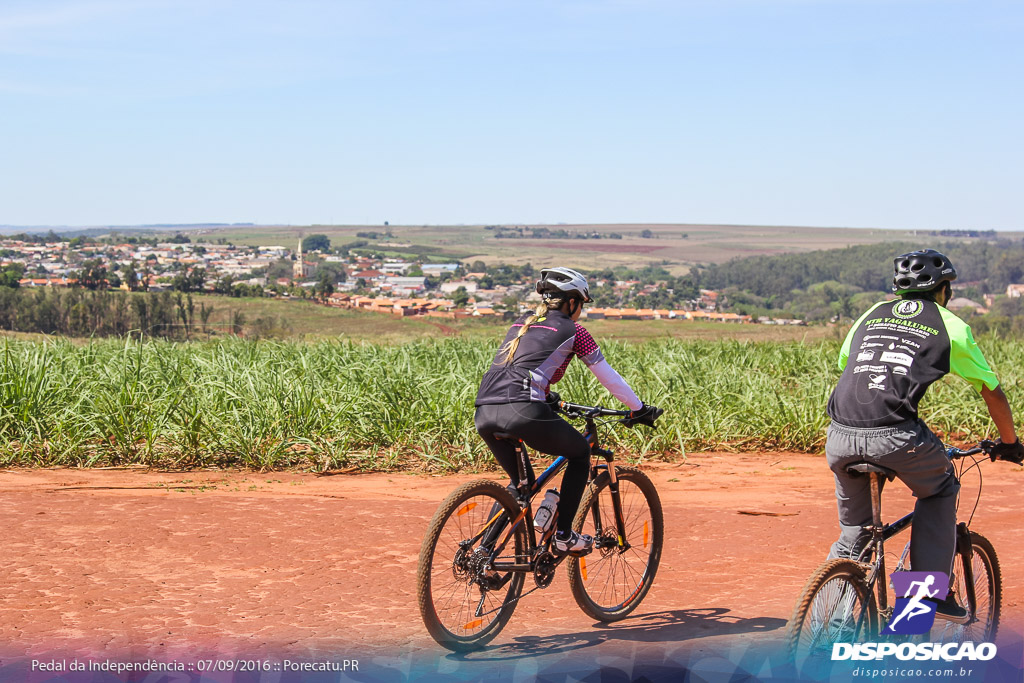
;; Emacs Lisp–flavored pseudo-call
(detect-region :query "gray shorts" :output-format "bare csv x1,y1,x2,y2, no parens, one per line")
825,419,959,573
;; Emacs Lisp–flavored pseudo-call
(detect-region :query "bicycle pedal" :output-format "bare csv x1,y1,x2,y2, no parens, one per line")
551,545,593,558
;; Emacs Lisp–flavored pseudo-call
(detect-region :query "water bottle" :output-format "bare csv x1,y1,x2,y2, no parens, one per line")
533,489,559,533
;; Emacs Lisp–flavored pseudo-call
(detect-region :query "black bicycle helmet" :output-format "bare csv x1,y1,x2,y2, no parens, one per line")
891,249,957,295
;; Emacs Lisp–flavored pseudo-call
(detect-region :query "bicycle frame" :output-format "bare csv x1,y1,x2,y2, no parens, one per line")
475,408,630,575
857,448,983,620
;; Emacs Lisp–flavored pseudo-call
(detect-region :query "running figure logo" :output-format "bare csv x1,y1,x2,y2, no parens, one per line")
883,571,950,635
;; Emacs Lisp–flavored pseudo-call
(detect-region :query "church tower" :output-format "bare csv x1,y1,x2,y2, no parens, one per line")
293,238,304,280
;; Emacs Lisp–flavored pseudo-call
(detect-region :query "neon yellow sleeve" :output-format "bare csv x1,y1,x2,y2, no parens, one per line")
938,307,999,392
839,302,887,370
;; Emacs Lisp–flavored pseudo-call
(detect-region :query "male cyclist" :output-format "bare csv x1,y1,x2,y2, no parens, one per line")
475,267,661,556
825,249,1023,621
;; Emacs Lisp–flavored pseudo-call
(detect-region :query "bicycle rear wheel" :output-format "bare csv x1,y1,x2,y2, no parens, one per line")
932,530,1001,643
416,479,527,651
786,559,878,666
566,466,663,622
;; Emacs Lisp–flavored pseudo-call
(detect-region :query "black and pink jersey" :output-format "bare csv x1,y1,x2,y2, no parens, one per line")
475,309,641,409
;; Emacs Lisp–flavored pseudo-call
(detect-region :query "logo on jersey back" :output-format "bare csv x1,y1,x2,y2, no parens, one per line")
892,300,924,319
883,571,949,635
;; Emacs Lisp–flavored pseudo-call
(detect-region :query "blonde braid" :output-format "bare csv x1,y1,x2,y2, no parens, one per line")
499,296,563,365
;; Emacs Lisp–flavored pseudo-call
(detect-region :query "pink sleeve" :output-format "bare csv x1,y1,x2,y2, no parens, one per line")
572,323,605,366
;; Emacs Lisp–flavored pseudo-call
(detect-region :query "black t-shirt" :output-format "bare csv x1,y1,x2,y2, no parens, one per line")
827,299,998,428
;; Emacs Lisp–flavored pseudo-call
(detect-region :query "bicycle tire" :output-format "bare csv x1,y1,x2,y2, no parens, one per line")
566,466,664,622
416,479,527,651
933,531,1001,643
785,559,878,664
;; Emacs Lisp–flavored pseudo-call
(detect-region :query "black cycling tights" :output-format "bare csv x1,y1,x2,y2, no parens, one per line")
475,402,591,534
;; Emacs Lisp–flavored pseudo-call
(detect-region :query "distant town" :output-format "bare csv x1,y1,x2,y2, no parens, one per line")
13,231,1023,326
0,231,803,326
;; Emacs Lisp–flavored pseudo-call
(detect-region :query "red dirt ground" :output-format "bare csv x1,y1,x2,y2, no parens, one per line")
2,453,1022,676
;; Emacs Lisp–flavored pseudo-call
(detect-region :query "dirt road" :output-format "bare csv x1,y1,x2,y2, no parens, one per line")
2,453,1022,680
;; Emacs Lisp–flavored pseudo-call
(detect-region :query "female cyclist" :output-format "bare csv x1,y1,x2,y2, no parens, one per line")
474,267,661,556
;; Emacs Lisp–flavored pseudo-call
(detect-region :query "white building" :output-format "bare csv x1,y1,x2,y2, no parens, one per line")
440,280,478,294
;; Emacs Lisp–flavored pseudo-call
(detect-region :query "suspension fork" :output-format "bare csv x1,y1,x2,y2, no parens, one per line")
585,418,629,550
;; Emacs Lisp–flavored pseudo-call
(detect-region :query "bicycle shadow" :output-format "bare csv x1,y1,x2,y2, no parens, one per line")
449,608,786,662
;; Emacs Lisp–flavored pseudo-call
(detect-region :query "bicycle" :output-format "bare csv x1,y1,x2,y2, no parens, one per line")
416,399,664,651
785,441,1003,663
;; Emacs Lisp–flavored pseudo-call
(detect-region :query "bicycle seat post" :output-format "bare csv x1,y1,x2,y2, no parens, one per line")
512,439,535,502
493,431,535,503
869,472,883,531
869,471,888,613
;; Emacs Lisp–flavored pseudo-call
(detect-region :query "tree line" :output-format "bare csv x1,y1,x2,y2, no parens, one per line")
0,288,244,339
691,239,1024,322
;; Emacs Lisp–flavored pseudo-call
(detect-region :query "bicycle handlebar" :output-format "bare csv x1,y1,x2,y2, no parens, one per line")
946,440,995,460
555,400,632,419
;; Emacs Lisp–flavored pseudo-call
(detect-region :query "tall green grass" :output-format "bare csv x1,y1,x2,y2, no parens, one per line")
1,336,1020,470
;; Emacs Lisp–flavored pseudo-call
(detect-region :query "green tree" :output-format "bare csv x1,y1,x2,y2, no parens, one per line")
0,264,25,288
172,267,207,293
121,260,142,292
214,274,235,295
452,286,470,308
302,234,331,252
76,259,109,290
313,272,335,300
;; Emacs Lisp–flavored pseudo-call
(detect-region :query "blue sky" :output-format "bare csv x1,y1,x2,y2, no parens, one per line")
1,0,1022,229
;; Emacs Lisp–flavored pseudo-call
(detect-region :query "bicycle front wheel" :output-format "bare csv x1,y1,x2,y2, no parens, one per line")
785,559,878,664
933,530,1001,643
416,479,527,651
566,465,664,622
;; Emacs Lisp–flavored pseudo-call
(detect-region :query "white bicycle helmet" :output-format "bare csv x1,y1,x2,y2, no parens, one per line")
536,267,592,302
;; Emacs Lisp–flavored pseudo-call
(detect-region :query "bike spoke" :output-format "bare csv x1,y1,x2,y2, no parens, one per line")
575,474,657,612
420,487,524,642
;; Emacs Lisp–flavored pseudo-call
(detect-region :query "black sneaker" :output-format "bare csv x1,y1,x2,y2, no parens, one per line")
552,530,593,556
928,596,969,624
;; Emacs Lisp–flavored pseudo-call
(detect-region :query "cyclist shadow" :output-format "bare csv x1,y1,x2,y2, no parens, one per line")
450,608,786,662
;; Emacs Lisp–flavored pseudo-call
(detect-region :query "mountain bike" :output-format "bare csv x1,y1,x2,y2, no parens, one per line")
416,400,664,651
785,441,1003,663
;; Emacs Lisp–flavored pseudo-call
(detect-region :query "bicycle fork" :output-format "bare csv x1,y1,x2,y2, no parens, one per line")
955,522,978,623
585,419,629,552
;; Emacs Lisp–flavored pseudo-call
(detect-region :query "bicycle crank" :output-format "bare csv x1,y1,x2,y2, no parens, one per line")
533,551,559,588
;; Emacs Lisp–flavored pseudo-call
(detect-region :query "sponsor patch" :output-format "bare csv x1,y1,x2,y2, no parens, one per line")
854,365,886,374
880,351,914,367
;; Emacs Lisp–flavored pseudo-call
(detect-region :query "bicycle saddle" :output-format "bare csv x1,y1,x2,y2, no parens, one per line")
846,462,897,481
492,432,521,442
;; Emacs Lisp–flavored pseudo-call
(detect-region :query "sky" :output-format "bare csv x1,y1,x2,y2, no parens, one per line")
1,0,1022,229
